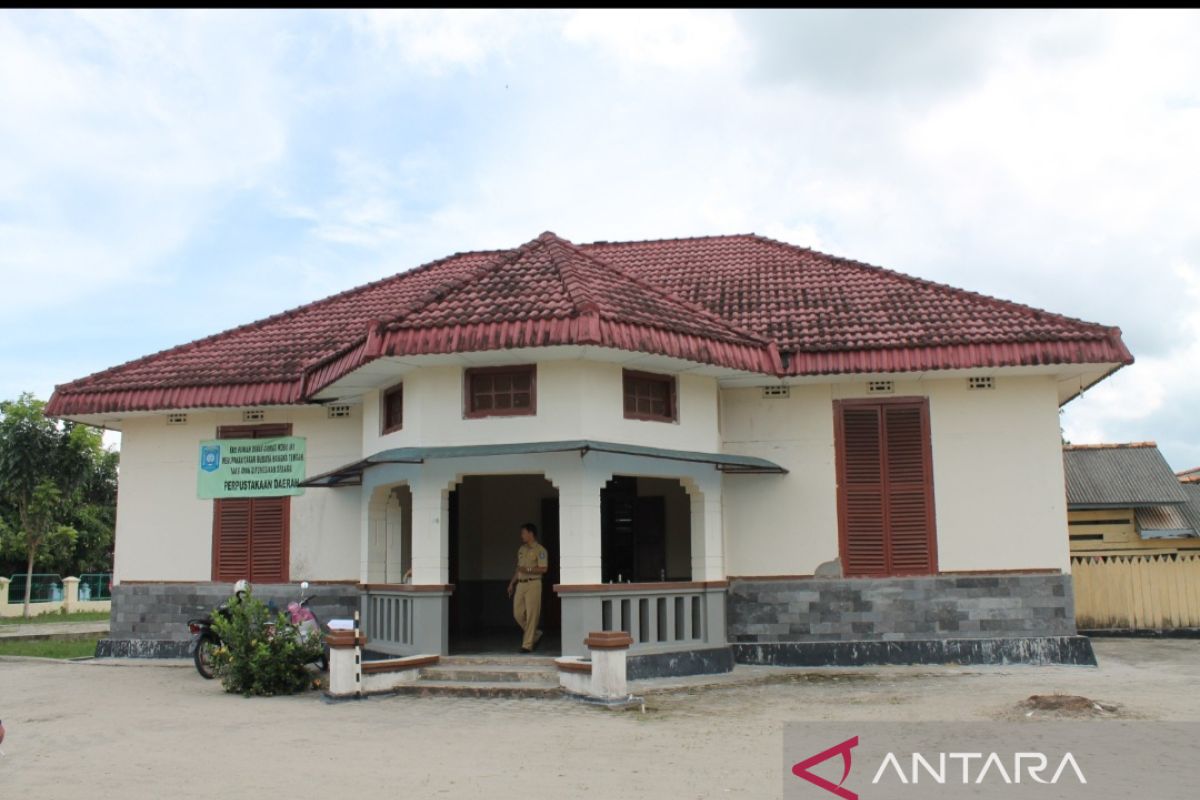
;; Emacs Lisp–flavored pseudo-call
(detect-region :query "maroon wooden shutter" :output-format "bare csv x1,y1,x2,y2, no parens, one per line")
249,496,289,583
213,499,252,582
840,406,888,576
212,424,292,583
836,400,937,577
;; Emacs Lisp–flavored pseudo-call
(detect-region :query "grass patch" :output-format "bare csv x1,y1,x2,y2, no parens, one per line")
0,610,110,626
0,636,101,659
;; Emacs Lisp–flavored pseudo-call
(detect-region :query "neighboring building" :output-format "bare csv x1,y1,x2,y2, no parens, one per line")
48,232,1133,671
1063,443,1199,555
1179,467,1200,484
1065,443,1200,632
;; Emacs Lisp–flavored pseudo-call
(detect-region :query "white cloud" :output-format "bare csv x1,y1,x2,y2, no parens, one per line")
561,10,746,71
1062,261,1200,470
0,11,293,310
350,10,544,74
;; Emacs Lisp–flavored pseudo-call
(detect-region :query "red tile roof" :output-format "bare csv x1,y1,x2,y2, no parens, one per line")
46,232,1132,416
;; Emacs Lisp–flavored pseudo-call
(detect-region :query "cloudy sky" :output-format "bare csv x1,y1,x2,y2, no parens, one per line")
1,10,1197,470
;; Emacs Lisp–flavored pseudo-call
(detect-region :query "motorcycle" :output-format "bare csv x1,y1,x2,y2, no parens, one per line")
286,581,330,673
187,580,328,679
187,579,247,680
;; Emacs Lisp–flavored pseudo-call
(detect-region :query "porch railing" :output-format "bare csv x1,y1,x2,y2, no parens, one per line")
359,584,453,656
364,590,415,652
557,581,728,657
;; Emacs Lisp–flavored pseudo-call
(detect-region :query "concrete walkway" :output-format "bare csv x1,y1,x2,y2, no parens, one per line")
0,621,109,640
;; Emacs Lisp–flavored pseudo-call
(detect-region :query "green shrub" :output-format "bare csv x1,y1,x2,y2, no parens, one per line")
209,589,323,697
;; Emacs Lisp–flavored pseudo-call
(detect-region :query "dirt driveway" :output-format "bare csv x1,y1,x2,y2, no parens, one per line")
1,638,1198,799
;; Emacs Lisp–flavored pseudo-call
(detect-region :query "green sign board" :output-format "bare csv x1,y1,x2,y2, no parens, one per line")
197,437,306,499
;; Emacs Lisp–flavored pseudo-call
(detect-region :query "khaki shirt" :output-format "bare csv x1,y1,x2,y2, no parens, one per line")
517,543,549,578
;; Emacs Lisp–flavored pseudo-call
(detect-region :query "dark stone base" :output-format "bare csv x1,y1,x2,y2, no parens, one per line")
95,638,192,659
732,635,1097,667
107,581,359,654
1081,628,1200,639
628,645,735,680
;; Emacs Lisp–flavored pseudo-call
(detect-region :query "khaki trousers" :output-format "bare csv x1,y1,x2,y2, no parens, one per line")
513,580,542,649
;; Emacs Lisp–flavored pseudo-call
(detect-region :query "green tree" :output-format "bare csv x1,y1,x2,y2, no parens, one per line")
0,393,108,617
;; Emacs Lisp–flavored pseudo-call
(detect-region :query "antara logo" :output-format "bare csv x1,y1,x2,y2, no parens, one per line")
792,736,859,800
791,737,1087,797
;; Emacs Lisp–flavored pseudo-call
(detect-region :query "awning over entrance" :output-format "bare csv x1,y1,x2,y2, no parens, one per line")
300,439,787,487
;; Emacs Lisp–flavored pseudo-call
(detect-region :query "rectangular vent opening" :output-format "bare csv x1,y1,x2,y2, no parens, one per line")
166,413,188,425
327,404,353,419
867,380,894,394
242,409,265,422
968,376,994,390
762,385,790,399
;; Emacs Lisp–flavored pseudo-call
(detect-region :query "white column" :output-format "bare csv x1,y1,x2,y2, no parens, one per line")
550,460,607,585
410,476,450,585
690,475,725,581
384,491,405,583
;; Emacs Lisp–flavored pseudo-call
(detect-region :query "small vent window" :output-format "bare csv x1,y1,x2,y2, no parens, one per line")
762,385,790,399
968,376,994,391
327,404,352,419
243,409,265,422
167,413,188,425
867,380,894,395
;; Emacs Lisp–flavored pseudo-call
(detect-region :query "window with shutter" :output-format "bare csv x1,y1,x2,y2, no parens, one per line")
211,423,291,583
382,383,403,433
834,399,937,577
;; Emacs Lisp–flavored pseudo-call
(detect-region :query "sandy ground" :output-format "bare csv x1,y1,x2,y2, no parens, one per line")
1,638,1198,798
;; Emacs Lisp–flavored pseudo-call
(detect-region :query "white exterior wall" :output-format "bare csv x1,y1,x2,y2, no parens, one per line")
721,375,1071,577
361,360,720,454
113,406,361,583
111,358,1070,586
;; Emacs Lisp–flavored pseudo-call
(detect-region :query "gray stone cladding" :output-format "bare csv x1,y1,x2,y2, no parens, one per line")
101,582,359,657
727,573,1076,643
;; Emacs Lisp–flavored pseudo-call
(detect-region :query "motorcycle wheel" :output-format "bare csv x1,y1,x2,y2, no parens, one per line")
194,636,218,680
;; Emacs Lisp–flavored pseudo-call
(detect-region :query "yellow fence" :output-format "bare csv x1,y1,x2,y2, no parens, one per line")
1072,553,1200,630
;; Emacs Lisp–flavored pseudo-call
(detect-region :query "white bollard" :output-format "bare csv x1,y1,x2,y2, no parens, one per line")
583,631,633,700
326,629,366,698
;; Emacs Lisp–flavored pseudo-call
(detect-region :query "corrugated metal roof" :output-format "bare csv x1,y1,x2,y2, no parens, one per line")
300,439,788,487
1063,443,1189,507
1180,484,1200,534
1134,505,1197,538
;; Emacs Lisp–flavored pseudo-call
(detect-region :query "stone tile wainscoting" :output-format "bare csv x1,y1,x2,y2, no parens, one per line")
97,583,359,658
727,574,1096,666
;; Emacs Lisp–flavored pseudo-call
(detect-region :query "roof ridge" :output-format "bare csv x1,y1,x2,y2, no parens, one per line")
581,232,758,248
1063,441,1159,450
538,232,602,313
547,233,772,345
749,234,1123,344
299,244,534,383
54,247,507,396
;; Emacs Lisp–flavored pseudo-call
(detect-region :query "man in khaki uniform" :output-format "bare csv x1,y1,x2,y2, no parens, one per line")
506,522,549,653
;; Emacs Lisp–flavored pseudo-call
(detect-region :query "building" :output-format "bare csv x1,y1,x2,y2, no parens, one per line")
47,232,1133,672
1064,443,1200,554
1064,443,1200,632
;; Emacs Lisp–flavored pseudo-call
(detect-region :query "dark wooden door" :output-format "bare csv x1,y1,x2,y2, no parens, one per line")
540,496,560,630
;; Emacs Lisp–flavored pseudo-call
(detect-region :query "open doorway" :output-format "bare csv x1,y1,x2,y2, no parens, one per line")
447,475,560,655
601,476,692,583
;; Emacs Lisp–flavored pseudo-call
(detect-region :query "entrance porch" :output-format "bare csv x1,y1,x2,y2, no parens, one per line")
301,440,785,664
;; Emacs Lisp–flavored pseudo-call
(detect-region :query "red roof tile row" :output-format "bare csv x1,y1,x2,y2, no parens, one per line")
46,232,1132,416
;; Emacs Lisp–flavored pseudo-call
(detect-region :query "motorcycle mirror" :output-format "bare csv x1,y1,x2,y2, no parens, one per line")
300,581,309,591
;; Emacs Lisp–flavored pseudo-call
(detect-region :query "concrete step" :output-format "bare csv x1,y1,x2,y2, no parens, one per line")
438,654,556,667
392,680,562,699
420,665,555,683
